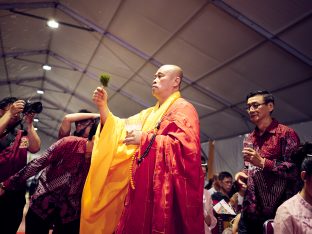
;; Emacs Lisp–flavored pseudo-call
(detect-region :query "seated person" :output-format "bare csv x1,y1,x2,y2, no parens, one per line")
204,189,217,234
274,142,312,233
229,181,246,214
202,162,217,234
211,171,233,204
211,172,234,234
207,174,220,194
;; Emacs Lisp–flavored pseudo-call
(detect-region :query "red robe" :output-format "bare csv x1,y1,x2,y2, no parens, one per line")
116,98,204,234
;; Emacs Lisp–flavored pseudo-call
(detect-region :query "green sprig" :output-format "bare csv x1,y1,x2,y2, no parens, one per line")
100,73,110,87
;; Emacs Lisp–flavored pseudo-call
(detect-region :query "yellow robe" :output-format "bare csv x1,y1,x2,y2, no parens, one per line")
80,92,181,234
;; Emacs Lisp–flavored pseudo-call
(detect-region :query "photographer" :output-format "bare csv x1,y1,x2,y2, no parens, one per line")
0,97,41,234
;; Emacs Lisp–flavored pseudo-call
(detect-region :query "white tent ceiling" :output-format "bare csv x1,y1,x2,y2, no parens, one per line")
1,0,312,150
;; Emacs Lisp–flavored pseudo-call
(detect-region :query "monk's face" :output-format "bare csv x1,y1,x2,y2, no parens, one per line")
152,65,180,102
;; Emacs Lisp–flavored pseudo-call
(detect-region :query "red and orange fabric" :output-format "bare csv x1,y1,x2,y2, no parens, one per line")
80,91,204,233
116,98,204,234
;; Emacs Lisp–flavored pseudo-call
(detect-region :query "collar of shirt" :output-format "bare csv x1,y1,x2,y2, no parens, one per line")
254,118,279,137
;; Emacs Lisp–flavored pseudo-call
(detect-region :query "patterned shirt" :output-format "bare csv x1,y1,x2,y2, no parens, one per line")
3,136,90,224
274,193,312,233
0,130,28,182
242,119,300,222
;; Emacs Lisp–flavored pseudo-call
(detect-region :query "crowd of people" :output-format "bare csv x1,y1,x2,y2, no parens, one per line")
0,64,311,234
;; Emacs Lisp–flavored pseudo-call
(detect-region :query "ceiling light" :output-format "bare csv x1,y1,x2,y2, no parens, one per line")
34,118,39,122
47,19,59,29
34,127,38,131
37,90,44,95
42,64,51,71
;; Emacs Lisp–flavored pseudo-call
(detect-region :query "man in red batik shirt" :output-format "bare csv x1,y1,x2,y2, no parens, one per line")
235,90,300,234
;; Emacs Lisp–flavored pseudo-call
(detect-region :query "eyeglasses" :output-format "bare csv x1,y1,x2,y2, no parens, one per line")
245,102,266,111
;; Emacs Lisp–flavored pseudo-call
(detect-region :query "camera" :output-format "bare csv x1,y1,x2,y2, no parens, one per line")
23,101,43,114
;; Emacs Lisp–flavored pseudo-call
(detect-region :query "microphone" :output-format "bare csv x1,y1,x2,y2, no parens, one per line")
100,73,110,87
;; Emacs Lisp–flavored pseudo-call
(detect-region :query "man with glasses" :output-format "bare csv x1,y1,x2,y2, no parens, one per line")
235,90,300,234
211,171,233,204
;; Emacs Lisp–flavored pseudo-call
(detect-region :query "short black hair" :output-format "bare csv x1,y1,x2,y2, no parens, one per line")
302,157,312,176
218,171,232,181
78,109,91,113
296,142,312,175
75,109,93,126
87,117,100,140
0,97,18,109
292,142,312,173
246,90,274,104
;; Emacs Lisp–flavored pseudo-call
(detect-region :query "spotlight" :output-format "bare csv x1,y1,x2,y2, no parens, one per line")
47,19,59,29
42,65,51,71
37,90,44,95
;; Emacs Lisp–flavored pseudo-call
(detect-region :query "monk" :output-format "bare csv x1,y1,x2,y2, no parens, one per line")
80,64,204,234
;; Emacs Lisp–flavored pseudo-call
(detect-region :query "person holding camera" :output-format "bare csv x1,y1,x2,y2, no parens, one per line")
0,97,41,234
0,118,99,234
58,109,100,139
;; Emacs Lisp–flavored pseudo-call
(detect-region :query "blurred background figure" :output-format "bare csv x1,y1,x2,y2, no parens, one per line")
207,174,220,195
274,142,312,234
229,181,246,214
202,162,217,234
0,97,41,234
211,171,233,204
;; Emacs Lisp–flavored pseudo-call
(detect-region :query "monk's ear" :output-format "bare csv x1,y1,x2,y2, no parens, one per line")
173,76,181,88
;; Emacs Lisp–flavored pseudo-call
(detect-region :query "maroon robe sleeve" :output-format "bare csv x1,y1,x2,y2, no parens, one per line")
140,99,204,234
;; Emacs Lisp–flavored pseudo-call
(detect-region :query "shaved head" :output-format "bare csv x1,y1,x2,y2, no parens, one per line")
160,65,183,85
152,64,183,105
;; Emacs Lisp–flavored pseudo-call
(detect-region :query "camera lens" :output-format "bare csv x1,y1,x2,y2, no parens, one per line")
23,101,43,114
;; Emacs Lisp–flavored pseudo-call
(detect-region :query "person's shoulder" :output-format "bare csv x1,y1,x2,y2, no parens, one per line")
211,191,223,199
172,98,198,115
275,120,295,132
175,98,193,107
277,193,299,213
274,121,298,136
58,136,86,145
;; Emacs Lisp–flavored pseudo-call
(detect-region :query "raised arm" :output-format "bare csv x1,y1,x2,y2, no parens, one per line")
0,100,25,135
92,87,109,127
24,113,41,153
58,112,100,139
0,138,63,194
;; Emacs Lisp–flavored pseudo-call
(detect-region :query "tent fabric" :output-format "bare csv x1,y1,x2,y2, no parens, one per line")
0,0,311,153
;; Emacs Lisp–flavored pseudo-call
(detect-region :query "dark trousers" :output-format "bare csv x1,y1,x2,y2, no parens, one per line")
26,208,80,234
238,211,264,234
0,189,26,234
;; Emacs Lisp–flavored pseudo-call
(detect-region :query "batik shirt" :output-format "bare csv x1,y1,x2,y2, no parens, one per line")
0,130,28,182
243,119,300,221
3,136,90,224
